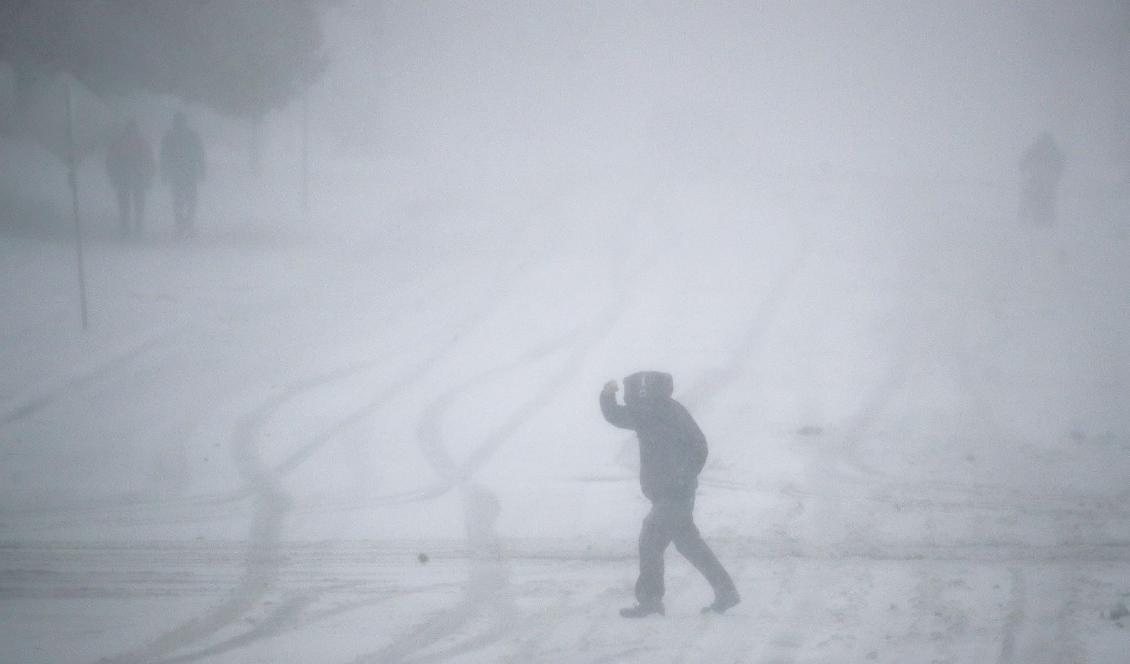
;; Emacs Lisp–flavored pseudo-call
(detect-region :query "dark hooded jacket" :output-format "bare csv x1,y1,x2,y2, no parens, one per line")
600,371,708,501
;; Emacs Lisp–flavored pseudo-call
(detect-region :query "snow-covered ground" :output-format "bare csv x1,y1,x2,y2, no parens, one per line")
2,169,1129,663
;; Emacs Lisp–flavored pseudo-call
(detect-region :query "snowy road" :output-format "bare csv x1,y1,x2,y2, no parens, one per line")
2,539,1129,663
3,175,1129,663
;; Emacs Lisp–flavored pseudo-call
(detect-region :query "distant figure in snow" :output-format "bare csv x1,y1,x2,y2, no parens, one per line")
600,371,739,618
160,112,206,239
105,119,155,239
1018,132,1066,227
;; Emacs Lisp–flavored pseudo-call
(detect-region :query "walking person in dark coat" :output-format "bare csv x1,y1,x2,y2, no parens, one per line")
160,112,206,239
105,119,155,239
600,371,739,618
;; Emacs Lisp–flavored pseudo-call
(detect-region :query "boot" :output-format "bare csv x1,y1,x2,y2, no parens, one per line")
701,589,740,614
619,601,665,618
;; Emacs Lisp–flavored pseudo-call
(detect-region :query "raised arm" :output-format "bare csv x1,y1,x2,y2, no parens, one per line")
599,381,636,430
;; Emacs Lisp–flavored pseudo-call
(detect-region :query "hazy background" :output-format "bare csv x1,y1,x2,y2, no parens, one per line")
2,2,1129,662
3,1,1128,238
2,0,1129,553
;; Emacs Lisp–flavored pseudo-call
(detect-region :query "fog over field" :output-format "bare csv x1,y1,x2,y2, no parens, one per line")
1,2,1129,663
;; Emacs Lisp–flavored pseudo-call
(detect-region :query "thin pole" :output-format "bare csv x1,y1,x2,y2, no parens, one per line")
65,80,89,330
301,89,309,221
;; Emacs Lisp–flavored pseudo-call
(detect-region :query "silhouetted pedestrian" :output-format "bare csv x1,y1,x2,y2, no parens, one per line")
600,371,739,618
160,112,206,239
105,119,154,238
1019,132,1065,227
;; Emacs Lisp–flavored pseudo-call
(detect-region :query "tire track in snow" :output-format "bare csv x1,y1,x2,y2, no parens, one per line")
1052,572,1085,664
605,210,814,476
10,235,527,538
682,223,815,411
907,562,972,663
693,207,1123,664
675,218,815,661
351,229,638,662
706,286,1130,530
860,294,1130,519
343,388,551,659
751,358,915,664
358,220,643,507
156,593,315,664
98,364,371,664
749,229,919,664
352,331,628,659
1,329,182,427
187,249,523,506
408,331,581,500
823,220,1105,514
123,578,407,664
995,565,1086,664
702,474,1130,526
997,567,1025,664
97,236,536,662
502,588,588,662
9,203,614,536
349,488,515,664
586,645,656,663
749,312,1103,664
211,241,532,506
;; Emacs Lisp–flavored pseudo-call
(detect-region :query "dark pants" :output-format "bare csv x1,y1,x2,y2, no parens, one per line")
171,181,198,237
1019,180,1059,227
636,494,735,604
116,184,146,238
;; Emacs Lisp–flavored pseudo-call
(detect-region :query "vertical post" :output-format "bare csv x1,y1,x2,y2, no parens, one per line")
301,89,309,221
65,80,89,331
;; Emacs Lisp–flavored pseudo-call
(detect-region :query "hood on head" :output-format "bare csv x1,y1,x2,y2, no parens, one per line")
623,371,674,407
